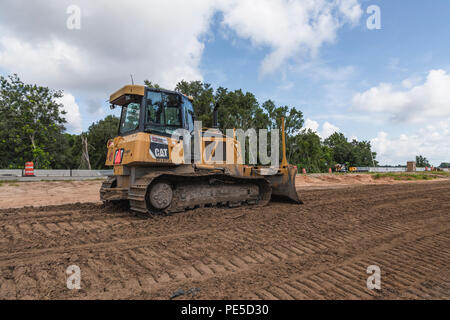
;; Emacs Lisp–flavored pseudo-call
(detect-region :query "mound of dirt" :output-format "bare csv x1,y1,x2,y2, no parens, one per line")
296,174,399,189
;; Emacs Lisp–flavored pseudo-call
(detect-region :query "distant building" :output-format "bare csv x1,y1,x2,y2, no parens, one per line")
407,161,416,172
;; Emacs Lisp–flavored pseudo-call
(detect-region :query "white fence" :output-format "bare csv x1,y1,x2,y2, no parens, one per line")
355,167,436,173
0,169,113,178
1,168,446,178
0,169,23,177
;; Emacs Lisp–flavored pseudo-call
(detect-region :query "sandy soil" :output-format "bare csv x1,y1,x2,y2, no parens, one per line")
0,180,448,300
0,180,102,209
1,174,446,209
295,173,441,189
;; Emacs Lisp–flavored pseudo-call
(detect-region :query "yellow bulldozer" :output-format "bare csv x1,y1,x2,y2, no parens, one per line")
100,84,301,214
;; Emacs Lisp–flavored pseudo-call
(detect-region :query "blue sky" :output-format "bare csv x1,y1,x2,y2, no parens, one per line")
201,1,450,151
0,0,449,165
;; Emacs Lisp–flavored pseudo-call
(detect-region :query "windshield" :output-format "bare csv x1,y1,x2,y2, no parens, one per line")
145,91,182,134
119,99,141,135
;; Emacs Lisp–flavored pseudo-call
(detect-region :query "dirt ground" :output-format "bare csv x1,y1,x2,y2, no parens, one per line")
0,180,102,209
0,174,443,209
0,177,448,300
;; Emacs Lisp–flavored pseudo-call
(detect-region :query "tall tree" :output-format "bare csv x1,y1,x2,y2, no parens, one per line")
324,133,352,166
0,74,66,168
175,80,215,127
261,101,304,163
215,88,269,131
291,129,333,172
84,115,120,169
143,80,161,89
51,133,82,169
349,140,378,167
325,133,377,167
416,155,430,167
262,101,303,135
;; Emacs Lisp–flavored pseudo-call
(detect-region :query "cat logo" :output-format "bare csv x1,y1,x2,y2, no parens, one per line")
150,135,169,160
154,148,168,158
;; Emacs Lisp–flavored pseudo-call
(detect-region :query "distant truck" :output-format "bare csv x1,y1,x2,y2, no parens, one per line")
335,164,348,173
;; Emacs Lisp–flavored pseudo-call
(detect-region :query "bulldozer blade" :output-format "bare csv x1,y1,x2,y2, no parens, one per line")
264,166,303,204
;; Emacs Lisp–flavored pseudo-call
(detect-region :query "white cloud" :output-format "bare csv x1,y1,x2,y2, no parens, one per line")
0,0,363,92
352,69,450,123
304,118,319,132
0,0,215,94
218,0,362,76
401,76,421,89
371,120,450,165
303,118,340,138
0,0,363,128
337,0,363,23
0,0,217,127
0,36,86,90
277,81,294,90
321,121,340,138
55,93,82,134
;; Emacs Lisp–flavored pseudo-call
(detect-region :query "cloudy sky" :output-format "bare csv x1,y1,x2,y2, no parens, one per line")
0,0,449,165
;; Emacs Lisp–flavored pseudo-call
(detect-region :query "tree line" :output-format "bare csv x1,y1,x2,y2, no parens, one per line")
1,74,384,171
173,80,378,172
415,155,448,169
0,75,119,170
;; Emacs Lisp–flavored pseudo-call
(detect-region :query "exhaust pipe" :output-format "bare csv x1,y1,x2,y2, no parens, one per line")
213,103,219,129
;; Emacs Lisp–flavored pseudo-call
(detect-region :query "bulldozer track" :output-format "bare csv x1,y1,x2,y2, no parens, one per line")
0,180,449,299
127,172,271,215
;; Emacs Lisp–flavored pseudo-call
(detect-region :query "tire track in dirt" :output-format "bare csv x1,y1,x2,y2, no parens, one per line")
0,180,449,299
1,200,446,269
3,209,446,299
142,225,448,300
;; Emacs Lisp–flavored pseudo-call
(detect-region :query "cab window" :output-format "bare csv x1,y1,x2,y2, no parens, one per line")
164,93,182,126
146,91,181,127
146,91,164,125
183,97,195,132
119,101,141,135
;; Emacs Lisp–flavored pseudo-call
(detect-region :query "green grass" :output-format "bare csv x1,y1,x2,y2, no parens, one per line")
40,178,105,183
371,172,448,181
8,183,20,187
0,180,19,187
433,171,450,177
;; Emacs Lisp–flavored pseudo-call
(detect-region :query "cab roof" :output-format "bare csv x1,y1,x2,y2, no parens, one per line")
110,84,194,104
110,85,145,104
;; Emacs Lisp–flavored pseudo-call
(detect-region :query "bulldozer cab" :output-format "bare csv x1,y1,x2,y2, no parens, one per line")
111,85,195,138
105,85,301,205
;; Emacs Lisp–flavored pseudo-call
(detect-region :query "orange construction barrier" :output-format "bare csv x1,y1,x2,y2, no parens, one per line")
302,168,307,174
24,162,34,176
329,168,332,174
